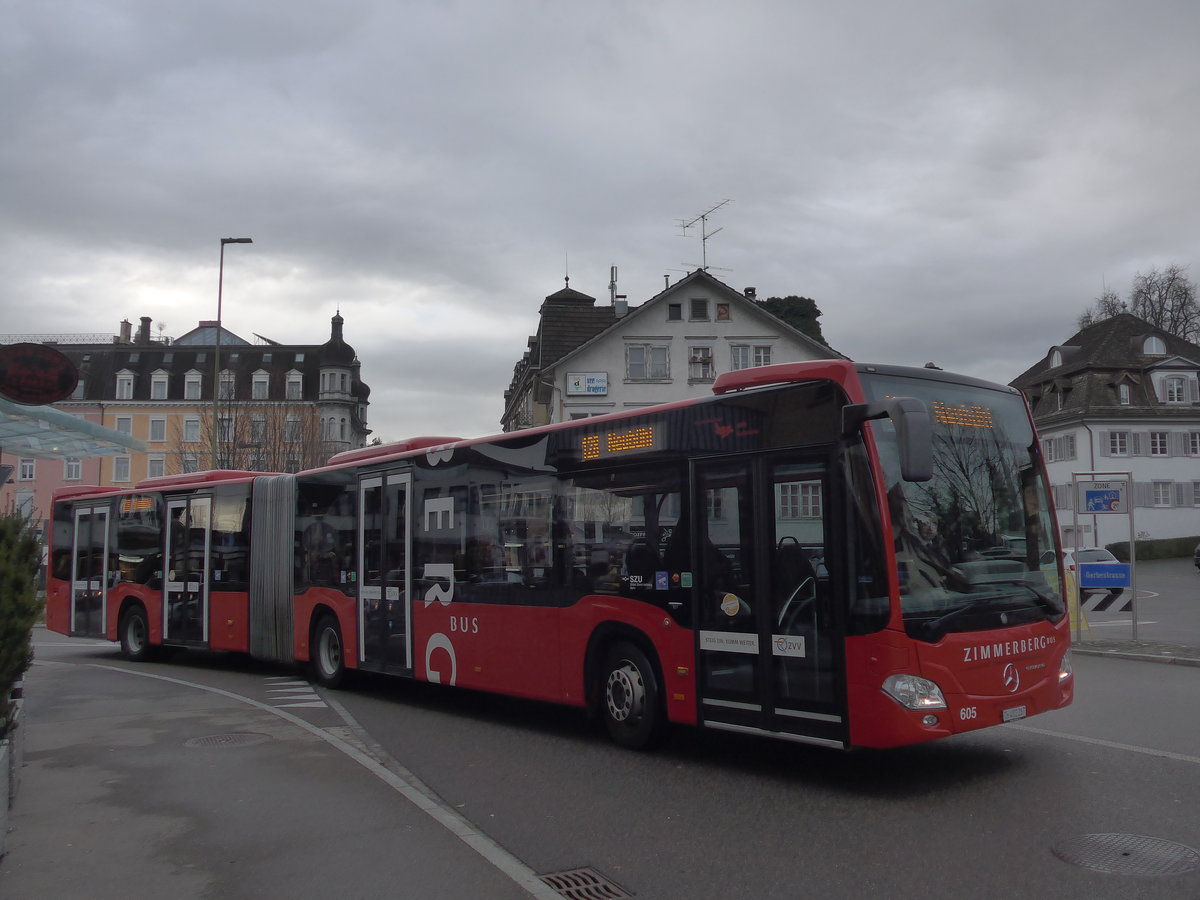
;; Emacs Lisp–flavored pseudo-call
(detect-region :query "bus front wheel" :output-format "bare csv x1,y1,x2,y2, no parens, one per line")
312,615,346,689
119,604,152,662
601,641,665,750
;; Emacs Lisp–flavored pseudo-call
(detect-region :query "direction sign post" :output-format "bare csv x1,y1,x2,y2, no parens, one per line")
1071,472,1137,641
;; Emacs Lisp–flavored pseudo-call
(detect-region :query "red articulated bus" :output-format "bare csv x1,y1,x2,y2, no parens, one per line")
46,361,1073,750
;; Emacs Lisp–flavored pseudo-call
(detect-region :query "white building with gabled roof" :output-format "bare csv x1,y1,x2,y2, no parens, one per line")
502,269,843,431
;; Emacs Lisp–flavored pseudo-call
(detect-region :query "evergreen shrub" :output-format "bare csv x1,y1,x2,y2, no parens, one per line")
0,512,40,740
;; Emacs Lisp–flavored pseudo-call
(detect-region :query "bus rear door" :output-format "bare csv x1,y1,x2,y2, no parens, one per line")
694,457,846,748
70,502,110,636
358,471,412,673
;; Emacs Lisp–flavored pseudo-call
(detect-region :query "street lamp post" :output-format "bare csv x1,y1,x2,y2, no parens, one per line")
213,237,253,469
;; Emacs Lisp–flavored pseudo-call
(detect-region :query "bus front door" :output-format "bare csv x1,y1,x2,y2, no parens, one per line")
163,496,211,644
71,504,110,636
359,472,411,673
694,458,845,748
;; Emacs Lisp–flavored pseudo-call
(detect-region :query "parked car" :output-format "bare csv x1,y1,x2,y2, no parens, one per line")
1194,542,1200,572
1050,547,1123,599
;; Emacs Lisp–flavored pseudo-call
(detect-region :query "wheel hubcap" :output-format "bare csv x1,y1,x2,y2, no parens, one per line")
128,616,145,651
321,629,341,674
606,661,645,723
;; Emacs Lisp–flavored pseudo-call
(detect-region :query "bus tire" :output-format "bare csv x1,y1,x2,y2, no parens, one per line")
312,614,346,689
601,641,665,750
119,604,153,662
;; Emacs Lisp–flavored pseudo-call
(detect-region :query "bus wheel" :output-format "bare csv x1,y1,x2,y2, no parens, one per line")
312,615,346,689
119,604,152,662
601,642,664,750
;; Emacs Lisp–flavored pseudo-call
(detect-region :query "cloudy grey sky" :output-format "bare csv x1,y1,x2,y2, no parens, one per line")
5,0,1200,442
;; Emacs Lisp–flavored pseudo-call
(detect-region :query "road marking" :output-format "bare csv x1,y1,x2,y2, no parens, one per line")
1088,619,1158,627
1011,723,1200,766
83,662,558,900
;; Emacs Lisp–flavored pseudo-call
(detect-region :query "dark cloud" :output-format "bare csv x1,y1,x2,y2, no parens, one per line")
5,1,1200,440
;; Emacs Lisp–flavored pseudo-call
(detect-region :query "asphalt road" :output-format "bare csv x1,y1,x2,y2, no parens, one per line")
7,558,1200,899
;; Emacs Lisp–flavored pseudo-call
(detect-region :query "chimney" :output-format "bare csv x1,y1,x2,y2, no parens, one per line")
119,319,132,343
615,295,628,317
744,287,757,300
138,316,152,345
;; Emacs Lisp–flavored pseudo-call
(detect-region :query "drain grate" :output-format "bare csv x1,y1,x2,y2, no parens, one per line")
1052,833,1200,876
538,866,632,899
184,733,272,749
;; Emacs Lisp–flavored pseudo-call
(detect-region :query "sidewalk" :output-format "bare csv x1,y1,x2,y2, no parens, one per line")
0,657,540,900
1071,636,1200,667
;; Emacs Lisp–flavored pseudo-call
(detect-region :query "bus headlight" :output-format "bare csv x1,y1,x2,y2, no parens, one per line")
882,674,947,710
1058,650,1073,682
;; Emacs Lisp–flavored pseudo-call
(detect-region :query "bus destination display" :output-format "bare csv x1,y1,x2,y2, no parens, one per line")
581,423,660,460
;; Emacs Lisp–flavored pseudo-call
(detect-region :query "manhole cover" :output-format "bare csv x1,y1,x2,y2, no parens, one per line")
1053,833,1200,876
184,733,272,749
539,866,632,899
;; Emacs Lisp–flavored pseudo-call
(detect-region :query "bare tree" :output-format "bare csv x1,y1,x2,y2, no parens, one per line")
168,402,336,475
1078,264,1200,341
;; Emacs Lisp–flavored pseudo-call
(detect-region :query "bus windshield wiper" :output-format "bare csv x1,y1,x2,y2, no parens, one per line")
922,581,1062,639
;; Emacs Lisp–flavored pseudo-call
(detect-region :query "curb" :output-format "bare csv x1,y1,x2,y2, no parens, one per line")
1072,646,1200,668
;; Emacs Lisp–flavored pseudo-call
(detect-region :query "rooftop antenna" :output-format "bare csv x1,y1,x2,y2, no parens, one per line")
678,199,732,272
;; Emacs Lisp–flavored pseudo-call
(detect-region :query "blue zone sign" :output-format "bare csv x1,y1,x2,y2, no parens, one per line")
1078,563,1132,589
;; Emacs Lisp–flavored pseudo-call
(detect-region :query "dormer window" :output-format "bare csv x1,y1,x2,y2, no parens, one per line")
1166,376,1187,404
1144,335,1167,354
1118,384,1131,405
115,370,134,399
1049,349,1062,368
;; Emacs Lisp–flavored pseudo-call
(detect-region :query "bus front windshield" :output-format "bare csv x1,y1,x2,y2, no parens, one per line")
860,372,1065,642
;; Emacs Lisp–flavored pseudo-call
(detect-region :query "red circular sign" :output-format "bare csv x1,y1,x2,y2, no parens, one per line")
0,342,80,405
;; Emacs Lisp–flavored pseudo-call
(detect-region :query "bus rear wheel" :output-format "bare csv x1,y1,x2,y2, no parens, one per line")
601,641,665,750
312,615,346,689
119,604,152,662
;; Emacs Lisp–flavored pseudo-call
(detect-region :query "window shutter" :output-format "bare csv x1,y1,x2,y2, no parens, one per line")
1098,431,1110,456
1133,481,1154,507
1174,482,1190,507
1192,377,1200,402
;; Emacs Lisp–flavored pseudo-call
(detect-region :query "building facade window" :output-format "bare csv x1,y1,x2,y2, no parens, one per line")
250,416,266,444
148,456,165,478
1191,432,1200,456
688,346,714,382
1166,376,1186,403
754,345,772,367
218,370,235,400
779,482,822,518
185,371,202,400
113,456,131,483
18,458,35,480
667,303,682,321
1118,383,1131,405
1193,482,1200,507
182,453,199,474
116,371,134,399
1109,431,1129,456
1152,481,1172,507
64,458,81,481
626,344,670,380
115,416,133,436
286,416,301,442
151,370,169,400
731,345,750,370
1151,431,1169,456
252,370,269,400
1144,336,1166,354
184,417,201,443
286,371,303,400
149,417,167,443
689,298,709,321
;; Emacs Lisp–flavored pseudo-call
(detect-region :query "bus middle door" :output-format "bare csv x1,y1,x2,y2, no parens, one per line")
358,471,411,673
694,457,845,748
163,495,211,645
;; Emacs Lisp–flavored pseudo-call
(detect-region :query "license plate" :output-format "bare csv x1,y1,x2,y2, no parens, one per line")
1002,705,1027,723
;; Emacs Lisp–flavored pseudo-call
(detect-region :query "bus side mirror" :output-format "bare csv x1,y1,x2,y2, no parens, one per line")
842,398,933,482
